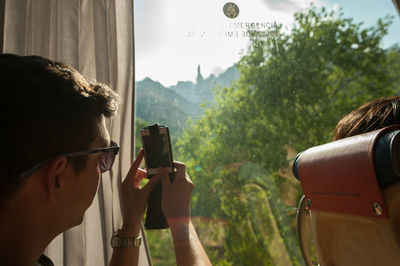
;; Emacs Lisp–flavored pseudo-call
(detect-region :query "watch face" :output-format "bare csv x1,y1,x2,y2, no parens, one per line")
134,237,142,246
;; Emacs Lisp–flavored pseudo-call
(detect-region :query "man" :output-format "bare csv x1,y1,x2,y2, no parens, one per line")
0,54,211,266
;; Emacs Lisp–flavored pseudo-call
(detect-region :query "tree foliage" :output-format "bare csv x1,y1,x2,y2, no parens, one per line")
175,5,398,265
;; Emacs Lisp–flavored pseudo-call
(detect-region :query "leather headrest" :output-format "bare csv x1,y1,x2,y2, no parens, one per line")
292,125,400,218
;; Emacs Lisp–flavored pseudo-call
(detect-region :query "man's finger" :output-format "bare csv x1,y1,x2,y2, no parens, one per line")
131,149,144,171
141,175,161,197
134,168,147,182
133,169,147,189
173,161,186,171
123,149,144,186
159,167,171,189
173,161,186,180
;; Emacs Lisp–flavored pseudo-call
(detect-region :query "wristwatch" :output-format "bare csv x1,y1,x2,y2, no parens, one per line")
111,230,142,248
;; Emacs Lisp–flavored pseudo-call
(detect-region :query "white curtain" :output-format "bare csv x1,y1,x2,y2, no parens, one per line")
1,1,151,265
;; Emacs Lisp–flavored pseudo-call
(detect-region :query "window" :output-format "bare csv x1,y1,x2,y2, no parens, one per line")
134,0,400,264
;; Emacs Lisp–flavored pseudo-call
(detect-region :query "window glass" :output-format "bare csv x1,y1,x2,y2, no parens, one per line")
134,0,400,264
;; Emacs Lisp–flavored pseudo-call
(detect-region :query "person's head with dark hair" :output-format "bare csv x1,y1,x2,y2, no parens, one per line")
0,54,211,266
334,96,400,140
0,54,119,203
0,54,122,263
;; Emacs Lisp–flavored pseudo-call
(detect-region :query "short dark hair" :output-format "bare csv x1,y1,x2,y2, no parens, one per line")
334,96,400,140
0,54,119,201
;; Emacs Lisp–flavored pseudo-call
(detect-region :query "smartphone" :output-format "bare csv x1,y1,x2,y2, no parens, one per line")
140,124,174,229
140,124,174,176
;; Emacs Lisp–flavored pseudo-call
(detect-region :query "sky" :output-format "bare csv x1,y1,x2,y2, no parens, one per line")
134,0,400,86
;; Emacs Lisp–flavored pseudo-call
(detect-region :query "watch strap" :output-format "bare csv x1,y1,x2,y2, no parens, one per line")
111,230,142,248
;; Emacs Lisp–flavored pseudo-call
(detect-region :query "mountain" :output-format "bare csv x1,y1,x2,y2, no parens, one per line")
136,78,202,135
169,65,240,104
135,65,240,135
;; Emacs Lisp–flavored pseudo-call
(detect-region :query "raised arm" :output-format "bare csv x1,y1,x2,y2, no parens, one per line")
160,163,212,266
109,149,159,266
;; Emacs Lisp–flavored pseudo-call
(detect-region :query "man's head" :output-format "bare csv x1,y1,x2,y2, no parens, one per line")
0,54,119,208
334,96,400,140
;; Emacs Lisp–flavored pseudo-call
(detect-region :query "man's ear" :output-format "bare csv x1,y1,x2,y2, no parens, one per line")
45,157,68,202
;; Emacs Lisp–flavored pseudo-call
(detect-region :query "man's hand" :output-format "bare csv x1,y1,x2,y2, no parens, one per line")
119,149,159,237
158,162,212,266
110,149,160,266
159,162,193,223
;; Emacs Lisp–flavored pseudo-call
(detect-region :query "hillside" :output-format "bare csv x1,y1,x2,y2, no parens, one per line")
136,78,202,134
135,65,240,135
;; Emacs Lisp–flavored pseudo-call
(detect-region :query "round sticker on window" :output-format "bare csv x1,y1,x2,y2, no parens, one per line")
223,2,240,19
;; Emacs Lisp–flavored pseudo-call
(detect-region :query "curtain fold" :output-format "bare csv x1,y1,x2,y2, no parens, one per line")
1,1,150,265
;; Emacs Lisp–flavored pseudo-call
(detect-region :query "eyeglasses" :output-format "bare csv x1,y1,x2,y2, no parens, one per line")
20,141,120,179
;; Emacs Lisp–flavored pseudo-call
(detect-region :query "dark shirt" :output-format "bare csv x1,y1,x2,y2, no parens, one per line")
35,254,54,266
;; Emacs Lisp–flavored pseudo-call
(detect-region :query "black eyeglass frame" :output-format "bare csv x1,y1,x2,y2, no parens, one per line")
20,141,120,179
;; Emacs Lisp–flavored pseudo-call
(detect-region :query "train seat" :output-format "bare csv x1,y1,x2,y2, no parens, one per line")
293,125,400,266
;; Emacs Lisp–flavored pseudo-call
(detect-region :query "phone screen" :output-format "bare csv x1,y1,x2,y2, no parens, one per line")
142,133,172,169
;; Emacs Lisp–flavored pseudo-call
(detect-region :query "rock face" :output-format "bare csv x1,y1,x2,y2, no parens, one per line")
169,64,240,104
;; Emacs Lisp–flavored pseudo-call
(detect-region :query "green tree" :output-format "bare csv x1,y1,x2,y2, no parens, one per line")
386,44,400,94
177,5,397,265
134,118,148,155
